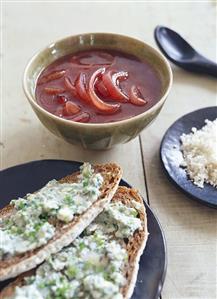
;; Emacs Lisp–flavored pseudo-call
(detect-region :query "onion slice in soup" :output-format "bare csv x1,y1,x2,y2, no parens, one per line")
95,80,110,98
102,71,129,102
64,101,81,115
64,77,77,96
72,52,114,66
75,73,90,103
38,70,66,85
44,87,65,95
88,68,120,114
130,85,147,106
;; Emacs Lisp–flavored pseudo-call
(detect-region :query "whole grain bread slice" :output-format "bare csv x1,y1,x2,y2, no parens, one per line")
0,163,122,282
0,186,148,299
116,187,149,299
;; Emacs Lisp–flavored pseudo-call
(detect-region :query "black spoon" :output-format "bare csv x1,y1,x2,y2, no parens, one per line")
154,26,217,78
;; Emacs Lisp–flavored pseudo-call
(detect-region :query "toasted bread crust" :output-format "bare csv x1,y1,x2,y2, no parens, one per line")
115,187,148,299
0,186,148,299
0,163,122,281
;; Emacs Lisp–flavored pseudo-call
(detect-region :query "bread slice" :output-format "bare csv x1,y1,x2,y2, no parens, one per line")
113,187,148,299
0,186,148,299
0,163,122,281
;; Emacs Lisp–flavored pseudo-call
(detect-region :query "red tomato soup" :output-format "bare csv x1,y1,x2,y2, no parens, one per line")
35,50,162,123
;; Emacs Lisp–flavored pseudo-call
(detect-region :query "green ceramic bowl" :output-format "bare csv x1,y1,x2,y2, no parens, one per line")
23,33,172,150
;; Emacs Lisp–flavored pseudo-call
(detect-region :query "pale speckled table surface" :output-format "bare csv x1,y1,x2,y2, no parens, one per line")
1,1,217,299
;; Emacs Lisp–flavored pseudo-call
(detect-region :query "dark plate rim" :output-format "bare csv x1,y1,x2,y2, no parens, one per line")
160,106,217,209
0,159,167,299
122,172,167,299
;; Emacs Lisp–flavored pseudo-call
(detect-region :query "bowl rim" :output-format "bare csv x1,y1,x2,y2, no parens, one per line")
23,32,173,128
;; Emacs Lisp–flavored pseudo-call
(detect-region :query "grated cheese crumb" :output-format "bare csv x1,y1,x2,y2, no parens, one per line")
180,118,217,188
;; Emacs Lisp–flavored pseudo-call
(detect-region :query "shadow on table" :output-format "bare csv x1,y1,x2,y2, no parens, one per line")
170,65,217,94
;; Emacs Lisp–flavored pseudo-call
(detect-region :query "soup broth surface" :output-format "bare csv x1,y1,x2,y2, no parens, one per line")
36,50,162,123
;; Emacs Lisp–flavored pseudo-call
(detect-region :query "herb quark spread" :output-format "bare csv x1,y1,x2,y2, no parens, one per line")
9,201,142,299
0,163,103,259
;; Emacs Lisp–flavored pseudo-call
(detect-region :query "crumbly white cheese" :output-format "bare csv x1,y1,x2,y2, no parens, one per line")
89,201,141,238
0,163,103,259
13,285,43,299
180,118,217,188
57,206,74,222
9,200,142,299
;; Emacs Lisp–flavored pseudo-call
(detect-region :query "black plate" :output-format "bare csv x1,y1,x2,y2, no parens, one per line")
0,160,167,299
160,106,217,208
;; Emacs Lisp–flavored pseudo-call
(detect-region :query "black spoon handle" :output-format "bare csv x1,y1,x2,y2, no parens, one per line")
191,57,217,78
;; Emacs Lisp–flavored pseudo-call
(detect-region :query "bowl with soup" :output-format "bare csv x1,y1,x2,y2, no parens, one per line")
23,33,172,150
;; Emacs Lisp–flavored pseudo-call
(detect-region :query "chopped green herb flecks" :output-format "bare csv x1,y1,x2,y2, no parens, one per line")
0,163,103,260
10,200,142,299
